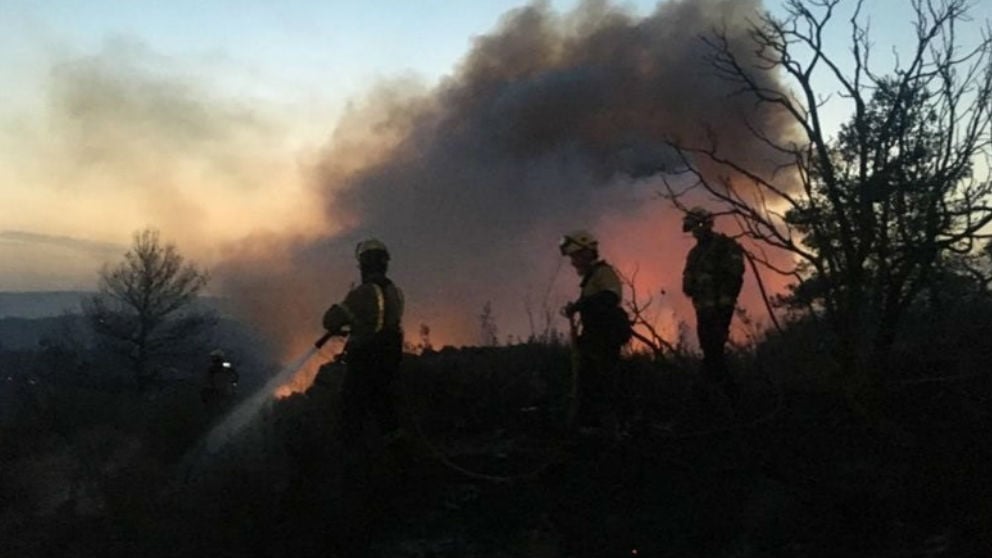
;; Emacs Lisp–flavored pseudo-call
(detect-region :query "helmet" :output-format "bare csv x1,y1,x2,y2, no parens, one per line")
559,230,599,256
682,206,714,232
210,349,225,360
355,238,389,261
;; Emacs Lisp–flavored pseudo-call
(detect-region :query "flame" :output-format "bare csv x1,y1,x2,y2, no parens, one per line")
272,334,345,399
271,330,457,399
274,357,323,399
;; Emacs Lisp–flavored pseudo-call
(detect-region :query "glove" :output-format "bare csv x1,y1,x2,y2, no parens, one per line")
561,302,578,318
315,332,333,348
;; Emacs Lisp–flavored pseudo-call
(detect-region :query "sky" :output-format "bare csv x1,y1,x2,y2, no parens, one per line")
3,0,599,290
2,0,990,350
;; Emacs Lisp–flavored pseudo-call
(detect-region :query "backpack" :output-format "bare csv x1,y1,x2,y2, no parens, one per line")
609,305,633,346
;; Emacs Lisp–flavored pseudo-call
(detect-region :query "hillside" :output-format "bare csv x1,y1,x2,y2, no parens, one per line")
0,293,240,350
1,340,989,557
0,291,91,319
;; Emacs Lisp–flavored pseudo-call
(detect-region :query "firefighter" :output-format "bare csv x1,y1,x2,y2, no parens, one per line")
560,230,631,433
321,238,405,449
320,238,405,558
201,349,239,408
681,207,745,404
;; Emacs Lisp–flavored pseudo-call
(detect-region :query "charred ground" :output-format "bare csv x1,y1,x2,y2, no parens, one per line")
1,302,990,557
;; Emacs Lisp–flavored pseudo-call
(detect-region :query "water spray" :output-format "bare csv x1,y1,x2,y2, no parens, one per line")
204,334,330,452
180,333,333,480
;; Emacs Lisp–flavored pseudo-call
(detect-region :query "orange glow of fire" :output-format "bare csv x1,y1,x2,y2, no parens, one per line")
267,200,793,399
273,334,345,399
597,201,795,347
274,357,323,399
272,330,456,399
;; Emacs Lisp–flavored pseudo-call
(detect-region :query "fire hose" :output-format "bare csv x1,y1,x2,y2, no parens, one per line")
330,330,583,483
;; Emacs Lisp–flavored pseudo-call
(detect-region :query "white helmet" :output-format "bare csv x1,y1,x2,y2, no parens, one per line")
559,230,599,256
682,206,714,232
355,238,389,261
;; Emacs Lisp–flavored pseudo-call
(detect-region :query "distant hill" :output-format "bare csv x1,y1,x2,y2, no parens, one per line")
0,315,91,350
0,292,260,353
0,291,230,319
0,291,91,318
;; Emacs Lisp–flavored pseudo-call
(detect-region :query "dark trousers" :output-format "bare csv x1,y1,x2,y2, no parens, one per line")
576,335,622,428
694,304,738,401
330,339,403,557
338,339,402,449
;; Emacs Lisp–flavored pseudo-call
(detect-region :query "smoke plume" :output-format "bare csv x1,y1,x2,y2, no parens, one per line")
218,0,796,359
0,35,325,285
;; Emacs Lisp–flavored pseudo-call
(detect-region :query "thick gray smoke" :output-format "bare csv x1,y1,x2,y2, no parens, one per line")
218,0,794,356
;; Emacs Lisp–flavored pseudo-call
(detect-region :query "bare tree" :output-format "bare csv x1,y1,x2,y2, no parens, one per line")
479,300,500,346
664,0,992,392
84,229,215,388
616,267,677,362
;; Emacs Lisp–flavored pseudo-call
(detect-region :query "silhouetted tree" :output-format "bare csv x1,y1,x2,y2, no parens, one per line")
84,228,215,388
616,267,676,362
479,300,500,346
665,0,992,393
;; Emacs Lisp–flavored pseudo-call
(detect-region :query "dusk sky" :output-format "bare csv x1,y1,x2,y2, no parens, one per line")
2,0,989,346
3,0,598,290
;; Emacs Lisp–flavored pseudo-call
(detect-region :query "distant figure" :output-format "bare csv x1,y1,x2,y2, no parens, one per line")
201,349,239,408
560,230,631,433
681,207,745,404
322,238,405,448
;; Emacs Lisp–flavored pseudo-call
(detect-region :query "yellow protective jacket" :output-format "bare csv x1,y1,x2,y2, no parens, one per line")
580,260,623,302
323,274,404,347
682,232,745,308
575,261,627,343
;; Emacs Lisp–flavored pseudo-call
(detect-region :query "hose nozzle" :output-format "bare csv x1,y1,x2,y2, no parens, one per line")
315,332,333,349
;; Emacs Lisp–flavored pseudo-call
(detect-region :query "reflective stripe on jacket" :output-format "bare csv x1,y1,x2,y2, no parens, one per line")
323,275,404,343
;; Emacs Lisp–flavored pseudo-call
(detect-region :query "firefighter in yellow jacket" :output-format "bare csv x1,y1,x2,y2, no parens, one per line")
322,238,405,448
682,207,745,403
560,230,631,431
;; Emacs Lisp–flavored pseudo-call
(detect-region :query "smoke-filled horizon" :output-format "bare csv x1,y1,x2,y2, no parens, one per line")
216,0,797,364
